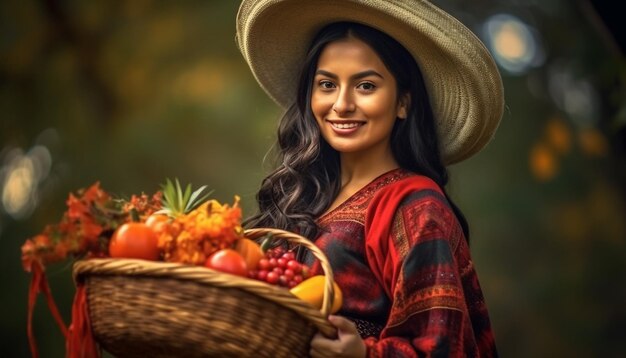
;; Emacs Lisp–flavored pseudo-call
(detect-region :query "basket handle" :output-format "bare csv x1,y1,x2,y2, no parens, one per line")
244,228,336,318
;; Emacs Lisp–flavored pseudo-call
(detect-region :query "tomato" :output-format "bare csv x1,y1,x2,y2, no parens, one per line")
109,222,160,260
204,249,248,277
145,214,169,233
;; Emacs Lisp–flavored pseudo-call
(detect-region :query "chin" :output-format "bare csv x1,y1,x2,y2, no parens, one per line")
328,144,361,154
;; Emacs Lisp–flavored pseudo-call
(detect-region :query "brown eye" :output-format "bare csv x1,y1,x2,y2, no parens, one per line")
357,82,376,91
319,80,335,89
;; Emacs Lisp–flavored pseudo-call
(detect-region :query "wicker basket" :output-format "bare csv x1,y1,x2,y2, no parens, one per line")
72,228,336,358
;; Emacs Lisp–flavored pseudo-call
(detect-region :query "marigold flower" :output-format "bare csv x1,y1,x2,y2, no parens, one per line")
159,196,244,265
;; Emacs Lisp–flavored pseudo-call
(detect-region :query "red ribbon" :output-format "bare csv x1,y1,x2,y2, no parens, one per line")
66,285,100,358
27,261,69,358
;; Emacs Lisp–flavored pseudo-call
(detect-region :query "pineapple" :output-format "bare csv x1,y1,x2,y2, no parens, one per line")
155,179,243,265
156,178,212,218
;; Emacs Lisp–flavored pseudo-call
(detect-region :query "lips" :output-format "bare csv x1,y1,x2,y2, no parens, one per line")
326,119,365,135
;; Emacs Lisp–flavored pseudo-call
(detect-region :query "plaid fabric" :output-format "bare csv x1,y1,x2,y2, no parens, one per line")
308,169,498,357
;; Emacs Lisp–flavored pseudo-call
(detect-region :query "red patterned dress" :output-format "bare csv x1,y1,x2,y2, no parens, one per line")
307,168,498,357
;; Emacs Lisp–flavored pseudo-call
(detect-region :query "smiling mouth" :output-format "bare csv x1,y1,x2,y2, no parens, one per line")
327,120,365,129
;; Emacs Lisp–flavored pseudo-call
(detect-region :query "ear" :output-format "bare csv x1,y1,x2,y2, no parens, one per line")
397,93,410,120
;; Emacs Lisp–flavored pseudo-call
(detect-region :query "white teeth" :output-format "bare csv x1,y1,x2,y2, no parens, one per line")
332,122,361,129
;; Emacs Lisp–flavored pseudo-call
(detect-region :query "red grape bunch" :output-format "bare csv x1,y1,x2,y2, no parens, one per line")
248,246,310,288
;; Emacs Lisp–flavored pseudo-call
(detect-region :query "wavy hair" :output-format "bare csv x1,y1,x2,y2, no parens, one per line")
244,22,470,242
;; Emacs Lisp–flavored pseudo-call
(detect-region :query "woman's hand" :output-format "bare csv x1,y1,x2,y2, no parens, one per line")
310,315,367,358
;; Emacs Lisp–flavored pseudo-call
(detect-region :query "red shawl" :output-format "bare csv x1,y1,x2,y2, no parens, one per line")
311,169,497,357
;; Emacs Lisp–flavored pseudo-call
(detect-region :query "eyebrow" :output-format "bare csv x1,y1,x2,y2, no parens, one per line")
315,69,384,81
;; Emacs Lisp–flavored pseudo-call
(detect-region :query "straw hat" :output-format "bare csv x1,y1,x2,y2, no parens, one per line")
236,0,504,164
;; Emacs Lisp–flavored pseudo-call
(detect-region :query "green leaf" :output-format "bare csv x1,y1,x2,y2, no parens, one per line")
158,177,213,216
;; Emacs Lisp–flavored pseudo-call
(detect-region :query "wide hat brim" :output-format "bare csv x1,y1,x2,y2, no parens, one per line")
237,0,504,164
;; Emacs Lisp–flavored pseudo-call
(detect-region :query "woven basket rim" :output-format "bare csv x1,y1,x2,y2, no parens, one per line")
73,228,337,337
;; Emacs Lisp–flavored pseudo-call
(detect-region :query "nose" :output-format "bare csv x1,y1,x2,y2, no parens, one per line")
332,88,356,116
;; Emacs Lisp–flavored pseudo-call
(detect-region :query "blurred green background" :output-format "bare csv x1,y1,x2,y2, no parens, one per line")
1,0,624,357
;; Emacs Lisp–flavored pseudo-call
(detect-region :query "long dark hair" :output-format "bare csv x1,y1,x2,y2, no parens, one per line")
244,22,470,242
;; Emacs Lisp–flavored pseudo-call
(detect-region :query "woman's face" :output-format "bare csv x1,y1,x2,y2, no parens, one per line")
311,37,407,157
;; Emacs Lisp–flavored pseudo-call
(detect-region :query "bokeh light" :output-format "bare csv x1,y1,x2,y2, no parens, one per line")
545,116,572,155
1,149,36,218
0,144,53,219
548,62,600,128
483,13,545,75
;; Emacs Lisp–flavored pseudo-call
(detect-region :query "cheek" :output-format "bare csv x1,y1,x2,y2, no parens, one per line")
361,94,398,119
311,93,332,121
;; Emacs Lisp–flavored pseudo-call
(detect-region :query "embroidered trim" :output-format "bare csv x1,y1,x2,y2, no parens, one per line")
318,169,413,226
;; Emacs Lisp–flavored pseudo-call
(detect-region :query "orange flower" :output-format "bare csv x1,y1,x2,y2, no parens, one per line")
22,182,163,271
125,191,164,220
66,194,90,221
78,219,104,250
81,182,107,202
21,239,37,271
159,196,244,265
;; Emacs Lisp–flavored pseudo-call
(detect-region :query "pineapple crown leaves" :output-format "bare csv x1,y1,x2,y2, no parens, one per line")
155,178,213,217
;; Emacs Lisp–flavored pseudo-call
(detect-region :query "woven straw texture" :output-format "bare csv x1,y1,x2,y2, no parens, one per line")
73,228,336,358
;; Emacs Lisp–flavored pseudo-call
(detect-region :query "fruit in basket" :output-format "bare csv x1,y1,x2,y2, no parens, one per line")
22,179,260,358
204,249,248,276
290,275,343,314
109,222,160,260
145,213,170,232
249,247,311,288
234,238,264,270
156,179,243,265
156,178,212,218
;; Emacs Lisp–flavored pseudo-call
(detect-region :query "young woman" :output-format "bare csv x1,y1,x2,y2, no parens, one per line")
238,1,503,357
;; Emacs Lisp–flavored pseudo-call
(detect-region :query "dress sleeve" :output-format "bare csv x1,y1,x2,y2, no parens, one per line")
363,179,491,357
